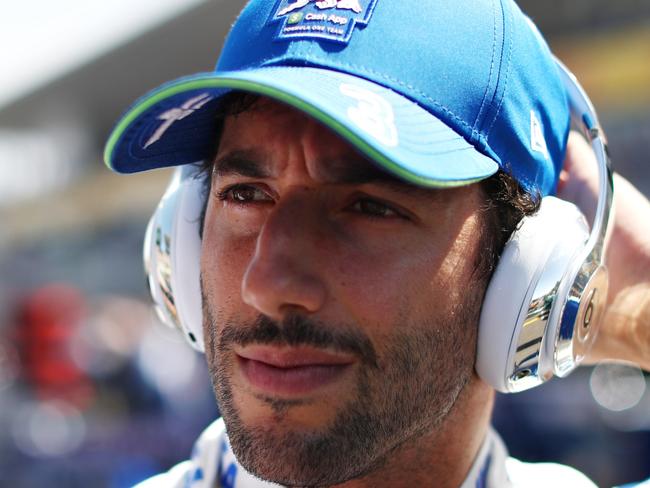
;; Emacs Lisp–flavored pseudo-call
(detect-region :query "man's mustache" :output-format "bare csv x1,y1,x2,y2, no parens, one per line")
218,314,378,368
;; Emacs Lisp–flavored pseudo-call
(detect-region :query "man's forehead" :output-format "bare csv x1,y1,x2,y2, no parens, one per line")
222,95,313,125
214,148,393,183
215,94,473,200
218,96,392,179
212,148,468,204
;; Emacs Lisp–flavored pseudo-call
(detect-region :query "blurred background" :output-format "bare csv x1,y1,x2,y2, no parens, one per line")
0,1,648,486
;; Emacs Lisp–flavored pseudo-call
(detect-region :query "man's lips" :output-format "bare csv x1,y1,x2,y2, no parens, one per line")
235,346,355,396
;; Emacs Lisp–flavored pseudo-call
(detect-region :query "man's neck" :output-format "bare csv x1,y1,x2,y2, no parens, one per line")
333,377,495,488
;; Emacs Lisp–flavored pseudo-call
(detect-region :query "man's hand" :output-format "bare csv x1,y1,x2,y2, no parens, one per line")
558,132,650,371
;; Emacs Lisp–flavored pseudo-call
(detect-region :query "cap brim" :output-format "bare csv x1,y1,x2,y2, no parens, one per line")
105,67,498,188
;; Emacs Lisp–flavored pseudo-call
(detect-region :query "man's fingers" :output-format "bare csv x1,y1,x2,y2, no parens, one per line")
556,132,650,369
557,131,600,226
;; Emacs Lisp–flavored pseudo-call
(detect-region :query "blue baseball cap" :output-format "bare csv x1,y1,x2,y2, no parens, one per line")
105,0,570,196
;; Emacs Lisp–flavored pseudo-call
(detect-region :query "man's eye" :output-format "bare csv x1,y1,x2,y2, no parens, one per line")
349,198,399,218
218,185,272,204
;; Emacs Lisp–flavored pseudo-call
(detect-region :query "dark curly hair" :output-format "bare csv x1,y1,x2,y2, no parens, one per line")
195,92,541,283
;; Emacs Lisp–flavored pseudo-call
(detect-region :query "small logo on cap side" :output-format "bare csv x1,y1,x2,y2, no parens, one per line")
530,110,549,160
270,0,378,44
144,93,213,149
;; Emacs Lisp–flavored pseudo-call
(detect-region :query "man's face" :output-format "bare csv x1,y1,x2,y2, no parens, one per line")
201,98,489,486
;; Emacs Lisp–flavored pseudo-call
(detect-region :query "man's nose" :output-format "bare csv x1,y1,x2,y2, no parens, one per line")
241,193,328,320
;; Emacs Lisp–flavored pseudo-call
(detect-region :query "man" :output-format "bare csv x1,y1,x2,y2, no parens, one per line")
105,0,650,486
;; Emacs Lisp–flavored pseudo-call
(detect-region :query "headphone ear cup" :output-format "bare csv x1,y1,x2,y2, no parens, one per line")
144,210,168,327
143,166,206,352
144,170,183,332
477,196,589,392
170,169,205,352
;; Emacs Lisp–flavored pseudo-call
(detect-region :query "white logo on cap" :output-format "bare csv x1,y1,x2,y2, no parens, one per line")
144,93,214,149
339,83,399,147
530,110,549,160
278,0,362,16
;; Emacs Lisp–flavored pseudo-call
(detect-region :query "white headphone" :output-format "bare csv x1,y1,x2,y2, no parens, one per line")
143,60,613,393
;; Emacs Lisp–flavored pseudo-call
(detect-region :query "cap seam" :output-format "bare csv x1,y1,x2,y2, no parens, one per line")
473,0,499,133
485,0,514,138
293,39,316,66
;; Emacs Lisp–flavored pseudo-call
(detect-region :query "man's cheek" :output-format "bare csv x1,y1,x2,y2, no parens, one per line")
335,256,434,321
204,235,256,295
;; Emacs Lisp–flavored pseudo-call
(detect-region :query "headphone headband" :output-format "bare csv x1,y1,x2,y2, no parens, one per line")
556,58,614,264
550,59,614,378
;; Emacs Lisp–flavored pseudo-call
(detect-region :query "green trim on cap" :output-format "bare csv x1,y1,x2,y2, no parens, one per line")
104,75,488,189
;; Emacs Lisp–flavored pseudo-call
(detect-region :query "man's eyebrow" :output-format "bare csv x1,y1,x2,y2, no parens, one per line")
212,150,270,178
212,151,442,200
316,156,440,199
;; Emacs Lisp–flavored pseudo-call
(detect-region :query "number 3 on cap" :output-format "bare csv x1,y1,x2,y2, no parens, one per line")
339,83,399,147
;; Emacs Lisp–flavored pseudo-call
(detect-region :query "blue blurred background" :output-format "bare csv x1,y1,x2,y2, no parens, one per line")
0,1,648,486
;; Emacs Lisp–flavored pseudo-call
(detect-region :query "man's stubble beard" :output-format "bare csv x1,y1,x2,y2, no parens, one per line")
202,285,482,488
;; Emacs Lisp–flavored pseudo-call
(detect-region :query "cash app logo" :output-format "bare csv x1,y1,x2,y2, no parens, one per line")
287,12,303,24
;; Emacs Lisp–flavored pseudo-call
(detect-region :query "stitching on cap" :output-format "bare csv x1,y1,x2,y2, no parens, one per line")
485,0,513,136
253,55,288,69
295,40,315,63
277,56,476,134
474,0,498,132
